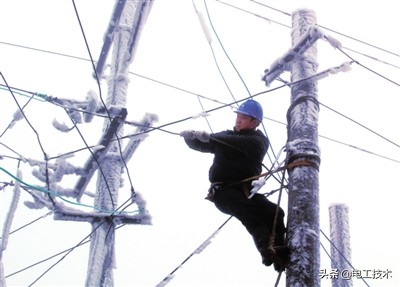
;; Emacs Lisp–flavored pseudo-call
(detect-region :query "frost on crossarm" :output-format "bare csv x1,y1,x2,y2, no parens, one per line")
83,90,100,123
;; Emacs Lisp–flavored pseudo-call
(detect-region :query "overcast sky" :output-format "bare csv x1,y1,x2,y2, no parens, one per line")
1,0,399,286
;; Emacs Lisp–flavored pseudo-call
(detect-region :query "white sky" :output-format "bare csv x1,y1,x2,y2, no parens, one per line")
1,0,399,286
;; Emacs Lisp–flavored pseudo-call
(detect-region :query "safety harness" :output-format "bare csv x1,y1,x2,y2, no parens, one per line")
205,157,319,202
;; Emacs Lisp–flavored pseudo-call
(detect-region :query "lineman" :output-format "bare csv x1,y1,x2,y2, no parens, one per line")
180,99,289,271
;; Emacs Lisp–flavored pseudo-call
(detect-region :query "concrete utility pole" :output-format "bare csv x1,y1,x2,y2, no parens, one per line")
285,9,320,287
262,9,321,286
329,203,353,287
84,1,154,286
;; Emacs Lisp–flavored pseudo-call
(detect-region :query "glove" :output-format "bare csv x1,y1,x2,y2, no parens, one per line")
250,178,266,195
180,130,195,140
195,130,210,142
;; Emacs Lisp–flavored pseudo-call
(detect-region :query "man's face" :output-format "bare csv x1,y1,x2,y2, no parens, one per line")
235,113,259,131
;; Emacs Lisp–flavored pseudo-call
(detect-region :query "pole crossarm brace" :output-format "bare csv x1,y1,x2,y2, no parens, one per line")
95,0,127,79
53,209,151,225
74,108,128,201
262,25,325,86
94,0,153,79
122,113,158,162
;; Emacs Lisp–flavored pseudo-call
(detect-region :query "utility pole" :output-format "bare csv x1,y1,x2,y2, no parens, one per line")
262,8,321,287
329,203,353,287
285,9,320,287
0,2,154,286
84,1,154,286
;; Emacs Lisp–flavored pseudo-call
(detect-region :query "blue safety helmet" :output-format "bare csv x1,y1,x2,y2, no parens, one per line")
235,99,263,122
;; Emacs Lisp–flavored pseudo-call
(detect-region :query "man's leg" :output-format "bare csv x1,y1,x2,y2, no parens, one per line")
213,186,273,265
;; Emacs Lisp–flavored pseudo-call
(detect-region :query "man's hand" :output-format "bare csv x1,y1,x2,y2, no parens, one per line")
195,130,210,142
180,130,195,140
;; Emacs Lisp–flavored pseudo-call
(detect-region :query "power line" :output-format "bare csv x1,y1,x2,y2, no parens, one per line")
2,65,399,165
216,0,400,70
1,2,398,285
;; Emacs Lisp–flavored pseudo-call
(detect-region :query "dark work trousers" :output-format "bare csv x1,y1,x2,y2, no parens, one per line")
213,184,286,254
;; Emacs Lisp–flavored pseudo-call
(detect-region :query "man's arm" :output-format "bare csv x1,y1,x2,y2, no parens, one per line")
180,130,214,153
211,131,269,153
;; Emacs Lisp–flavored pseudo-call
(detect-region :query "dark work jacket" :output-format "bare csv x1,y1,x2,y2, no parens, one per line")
184,129,269,183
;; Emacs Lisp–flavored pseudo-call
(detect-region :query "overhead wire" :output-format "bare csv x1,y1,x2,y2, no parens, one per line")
0,210,53,238
1,38,399,158
71,0,120,209
217,0,291,28
5,186,140,286
71,0,146,215
337,47,400,86
2,177,138,284
202,0,249,98
156,159,290,287
219,0,400,71
5,223,127,281
191,0,234,133
0,92,36,138
0,166,140,215
202,0,283,171
240,2,398,283
10,2,156,284
0,73,48,160
3,64,399,166
2,59,399,173
320,229,372,287
250,0,400,57
2,1,398,286
25,217,110,287
155,4,290,283
204,2,398,285
318,242,352,287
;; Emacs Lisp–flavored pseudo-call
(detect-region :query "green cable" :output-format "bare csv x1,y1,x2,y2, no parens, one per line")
0,86,47,102
0,166,138,215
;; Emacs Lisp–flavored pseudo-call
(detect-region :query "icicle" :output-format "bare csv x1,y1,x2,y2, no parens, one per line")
132,191,147,213
139,213,152,225
324,34,342,49
32,166,49,183
313,62,352,81
197,12,212,43
52,157,67,182
84,90,99,123
69,110,82,124
191,111,209,119
144,112,159,123
12,109,24,121
194,240,212,254
52,118,72,132
156,275,175,287
24,200,45,209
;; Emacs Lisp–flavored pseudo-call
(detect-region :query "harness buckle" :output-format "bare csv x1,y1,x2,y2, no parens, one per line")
205,182,223,202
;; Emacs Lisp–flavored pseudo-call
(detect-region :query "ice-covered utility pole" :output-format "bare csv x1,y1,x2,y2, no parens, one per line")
263,9,321,286
84,1,154,286
329,203,353,287
286,10,320,287
285,9,321,287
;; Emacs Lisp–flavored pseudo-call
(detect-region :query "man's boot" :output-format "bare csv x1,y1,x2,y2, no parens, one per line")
251,227,273,266
268,245,290,272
